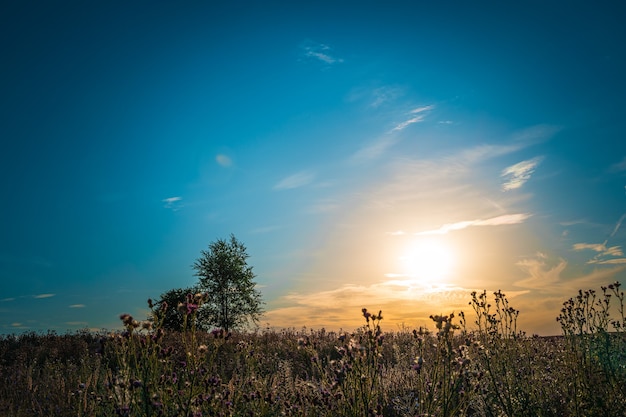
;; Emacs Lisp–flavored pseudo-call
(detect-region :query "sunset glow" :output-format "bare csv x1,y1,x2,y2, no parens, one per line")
399,238,456,284
1,2,625,336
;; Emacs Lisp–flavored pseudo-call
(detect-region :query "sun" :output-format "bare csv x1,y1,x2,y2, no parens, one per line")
399,237,456,283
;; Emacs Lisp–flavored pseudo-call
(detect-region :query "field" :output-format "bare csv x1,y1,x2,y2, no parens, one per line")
1,283,624,417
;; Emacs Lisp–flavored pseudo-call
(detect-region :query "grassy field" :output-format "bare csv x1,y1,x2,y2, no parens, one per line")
1,283,624,417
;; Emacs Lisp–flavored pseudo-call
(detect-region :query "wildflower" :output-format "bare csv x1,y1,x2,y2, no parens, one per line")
186,303,198,315
335,346,347,356
194,292,208,304
153,328,165,342
198,344,208,354
412,356,424,373
119,314,133,326
297,337,308,348
362,308,372,322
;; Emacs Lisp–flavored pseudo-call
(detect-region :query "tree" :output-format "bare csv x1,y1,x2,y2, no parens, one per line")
151,287,212,331
192,234,264,332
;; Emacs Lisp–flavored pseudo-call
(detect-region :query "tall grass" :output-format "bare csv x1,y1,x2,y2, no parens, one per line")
1,282,624,416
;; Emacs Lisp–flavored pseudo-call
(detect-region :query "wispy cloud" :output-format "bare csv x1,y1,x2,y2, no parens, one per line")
370,86,403,108
349,135,542,234
69,304,86,308
572,214,626,264
34,293,55,299
390,105,434,132
510,124,561,145
609,156,626,172
588,258,626,265
515,254,568,289
455,143,525,165
416,213,532,235
515,252,626,292
273,171,315,190
610,213,626,238
351,105,434,162
162,196,183,210
215,154,232,167
300,40,343,65
573,242,626,264
573,243,608,252
346,85,406,109
1,298,15,302
351,135,399,163
501,156,543,191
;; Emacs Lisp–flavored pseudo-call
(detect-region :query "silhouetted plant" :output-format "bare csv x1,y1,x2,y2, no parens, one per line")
1,282,625,416
556,281,626,416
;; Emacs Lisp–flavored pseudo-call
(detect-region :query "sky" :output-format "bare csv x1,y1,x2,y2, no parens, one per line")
1,1,626,336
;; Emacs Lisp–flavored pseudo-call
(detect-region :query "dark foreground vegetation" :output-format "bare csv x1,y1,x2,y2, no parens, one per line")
1,283,625,417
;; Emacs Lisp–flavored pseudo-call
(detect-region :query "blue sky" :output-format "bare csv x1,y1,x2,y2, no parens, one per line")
1,1,625,335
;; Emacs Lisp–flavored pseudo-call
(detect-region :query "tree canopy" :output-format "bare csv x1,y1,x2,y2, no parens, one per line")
192,234,264,332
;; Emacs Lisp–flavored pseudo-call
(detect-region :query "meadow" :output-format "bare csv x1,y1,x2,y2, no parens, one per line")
0,283,624,417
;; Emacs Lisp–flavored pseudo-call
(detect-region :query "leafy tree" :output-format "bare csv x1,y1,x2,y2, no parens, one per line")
192,234,264,332
152,287,212,331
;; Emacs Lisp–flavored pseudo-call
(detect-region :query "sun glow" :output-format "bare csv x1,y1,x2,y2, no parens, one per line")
398,238,456,284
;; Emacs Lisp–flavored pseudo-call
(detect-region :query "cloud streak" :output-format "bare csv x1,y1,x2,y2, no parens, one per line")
501,156,543,191
573,242,626,264
370,86,403,108
300,40,343,65
416,213,532,235
515,255,568,289
572,215,626,264
390,105,434,132
34,293,55,299
351,135,399,162
162,196,183,210
514,252,626,294
352,105,434,162
610,213,626,238
273,171,315,190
